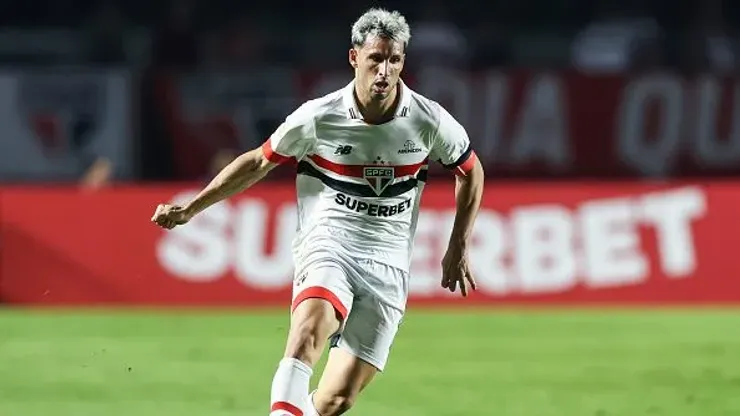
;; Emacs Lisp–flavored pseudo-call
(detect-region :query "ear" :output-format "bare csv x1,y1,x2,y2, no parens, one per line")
348,48,358,68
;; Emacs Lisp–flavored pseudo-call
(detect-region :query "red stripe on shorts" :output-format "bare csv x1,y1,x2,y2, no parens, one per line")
292,287,348,321
271,401,303,416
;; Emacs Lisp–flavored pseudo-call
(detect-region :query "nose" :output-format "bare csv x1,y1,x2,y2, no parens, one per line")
377,60,389,77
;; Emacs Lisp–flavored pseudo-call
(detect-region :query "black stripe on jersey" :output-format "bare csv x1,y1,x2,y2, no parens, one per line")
440,144,473,169
297,161,420,198
417,168,428,182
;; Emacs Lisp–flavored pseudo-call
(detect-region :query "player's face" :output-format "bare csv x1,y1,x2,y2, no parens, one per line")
349,36,405,102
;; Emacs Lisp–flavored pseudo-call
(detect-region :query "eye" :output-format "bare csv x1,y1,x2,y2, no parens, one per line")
368,53,383,63
390,55,402,64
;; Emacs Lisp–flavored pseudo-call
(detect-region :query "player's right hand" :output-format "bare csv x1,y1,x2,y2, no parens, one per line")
151,203,192,230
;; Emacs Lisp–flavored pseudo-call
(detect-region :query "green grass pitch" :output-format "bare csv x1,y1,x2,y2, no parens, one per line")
1,308,739,416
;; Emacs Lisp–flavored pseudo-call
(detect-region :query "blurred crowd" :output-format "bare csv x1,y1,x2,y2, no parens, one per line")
1,0,739,187
1,0,738,73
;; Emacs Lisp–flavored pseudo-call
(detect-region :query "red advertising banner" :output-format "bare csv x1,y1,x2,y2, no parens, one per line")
2,181,739,306
158,69,740,180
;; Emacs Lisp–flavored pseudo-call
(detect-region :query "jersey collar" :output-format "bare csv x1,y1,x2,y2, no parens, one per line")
342,79,412,120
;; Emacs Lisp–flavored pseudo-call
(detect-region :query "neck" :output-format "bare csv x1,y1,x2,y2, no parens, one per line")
354,83,400,124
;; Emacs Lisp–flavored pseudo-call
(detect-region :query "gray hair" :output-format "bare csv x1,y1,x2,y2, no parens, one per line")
351,8,411,49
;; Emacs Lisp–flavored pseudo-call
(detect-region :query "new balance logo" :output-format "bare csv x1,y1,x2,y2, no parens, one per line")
398,140,422,154
294,272,308,287
334,145,353,155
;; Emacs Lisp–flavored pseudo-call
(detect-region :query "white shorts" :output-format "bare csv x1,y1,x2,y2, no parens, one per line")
290,258,409,372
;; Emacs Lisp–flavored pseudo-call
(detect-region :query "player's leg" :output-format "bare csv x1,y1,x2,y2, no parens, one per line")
270,264,353,416
306,347,378,415
306,294,404,416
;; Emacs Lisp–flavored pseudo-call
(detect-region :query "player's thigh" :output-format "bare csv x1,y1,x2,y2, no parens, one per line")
287,262,355,358
291,262,355,322
313,298,402,411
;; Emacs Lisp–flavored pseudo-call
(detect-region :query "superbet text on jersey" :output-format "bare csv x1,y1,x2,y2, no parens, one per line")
261,80,477,275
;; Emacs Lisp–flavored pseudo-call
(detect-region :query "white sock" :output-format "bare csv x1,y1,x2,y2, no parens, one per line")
270,358,313,416
304,390,321,416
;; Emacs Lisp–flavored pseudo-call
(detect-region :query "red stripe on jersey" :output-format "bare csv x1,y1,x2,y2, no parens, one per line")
308,154,427,178
292,286,348,321
261,139,293,164
271,401,303,416
455,151,477,176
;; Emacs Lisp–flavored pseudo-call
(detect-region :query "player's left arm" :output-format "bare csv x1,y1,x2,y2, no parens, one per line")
449,155,484,250
431,105,485,296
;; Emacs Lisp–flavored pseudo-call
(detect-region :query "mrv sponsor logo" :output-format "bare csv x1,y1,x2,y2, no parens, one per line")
335,193,411,217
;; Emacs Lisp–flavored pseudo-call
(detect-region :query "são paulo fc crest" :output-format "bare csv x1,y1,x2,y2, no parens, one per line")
363,166,395,196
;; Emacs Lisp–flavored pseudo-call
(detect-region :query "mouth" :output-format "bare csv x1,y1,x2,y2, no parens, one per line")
373,80,389,91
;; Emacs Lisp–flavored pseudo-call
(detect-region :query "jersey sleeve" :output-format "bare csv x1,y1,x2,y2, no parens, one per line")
430,104,478,176
261,104,316,164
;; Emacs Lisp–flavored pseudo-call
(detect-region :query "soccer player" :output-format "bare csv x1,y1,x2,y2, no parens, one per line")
151,8,484,416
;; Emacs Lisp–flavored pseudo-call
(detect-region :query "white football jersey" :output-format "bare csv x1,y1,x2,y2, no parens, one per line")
261,80,477,273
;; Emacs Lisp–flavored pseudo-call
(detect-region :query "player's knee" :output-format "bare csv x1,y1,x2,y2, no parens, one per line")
314,391,355,416
286,322,320,359
285,306,338,363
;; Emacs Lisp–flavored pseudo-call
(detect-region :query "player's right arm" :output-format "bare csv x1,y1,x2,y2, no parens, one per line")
151,106,315,229
182,146,276,216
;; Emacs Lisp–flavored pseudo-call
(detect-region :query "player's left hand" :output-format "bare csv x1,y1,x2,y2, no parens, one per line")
441,245,477,297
